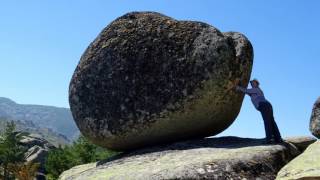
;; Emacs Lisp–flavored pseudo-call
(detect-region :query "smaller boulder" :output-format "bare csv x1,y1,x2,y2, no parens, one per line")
277,141,320,180
284,136,316,152
310,97,320,138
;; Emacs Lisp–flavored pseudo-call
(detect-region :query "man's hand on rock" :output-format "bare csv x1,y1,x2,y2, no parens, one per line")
234,78,241,87
227,79,240,91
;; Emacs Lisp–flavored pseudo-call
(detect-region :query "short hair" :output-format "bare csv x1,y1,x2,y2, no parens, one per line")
250,79,260,86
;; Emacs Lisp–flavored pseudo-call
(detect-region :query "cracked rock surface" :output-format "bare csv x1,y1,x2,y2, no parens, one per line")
69,11,253,150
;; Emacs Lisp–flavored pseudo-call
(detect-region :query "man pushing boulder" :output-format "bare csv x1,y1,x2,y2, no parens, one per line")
234,79,283,144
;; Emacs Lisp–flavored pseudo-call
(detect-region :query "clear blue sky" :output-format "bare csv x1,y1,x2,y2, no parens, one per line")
1,0,319,138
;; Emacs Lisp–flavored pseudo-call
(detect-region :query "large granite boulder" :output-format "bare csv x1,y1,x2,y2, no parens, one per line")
310,97,320,138
59,136,301,180
69,11,253,150
277,141,320,180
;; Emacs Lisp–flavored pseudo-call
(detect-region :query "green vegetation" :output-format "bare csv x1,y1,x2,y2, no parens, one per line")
0,121,39,180
45,135,119,179
0,120,117,180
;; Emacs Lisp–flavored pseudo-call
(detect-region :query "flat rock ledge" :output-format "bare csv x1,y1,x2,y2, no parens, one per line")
59,136,313,180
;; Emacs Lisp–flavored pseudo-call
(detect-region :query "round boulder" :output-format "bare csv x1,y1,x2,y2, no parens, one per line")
69,12,253,150
310,97,320,138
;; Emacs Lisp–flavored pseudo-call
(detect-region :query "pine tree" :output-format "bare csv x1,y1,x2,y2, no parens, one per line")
0,121,27,180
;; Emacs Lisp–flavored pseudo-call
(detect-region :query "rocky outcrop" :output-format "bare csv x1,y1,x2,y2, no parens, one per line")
310,97,320,138
284,136,317,152
59,136,302,180
69,11,253,151
19,133,56,174
277,141,320,180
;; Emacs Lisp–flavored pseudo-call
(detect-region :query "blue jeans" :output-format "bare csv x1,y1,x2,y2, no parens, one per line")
257,101,282,142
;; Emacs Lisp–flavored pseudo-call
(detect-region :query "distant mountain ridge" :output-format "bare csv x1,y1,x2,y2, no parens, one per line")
0,97,79,141
0,118,70,146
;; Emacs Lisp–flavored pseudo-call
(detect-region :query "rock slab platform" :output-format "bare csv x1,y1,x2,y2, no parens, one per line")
59,136,309,180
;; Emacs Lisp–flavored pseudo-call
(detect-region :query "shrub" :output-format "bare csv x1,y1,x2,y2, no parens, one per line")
45,135,118,179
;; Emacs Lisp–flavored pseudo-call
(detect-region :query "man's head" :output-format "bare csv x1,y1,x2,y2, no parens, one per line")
250,79,260,88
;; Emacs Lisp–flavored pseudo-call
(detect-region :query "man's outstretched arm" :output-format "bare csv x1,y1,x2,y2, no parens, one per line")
236,86,255,95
